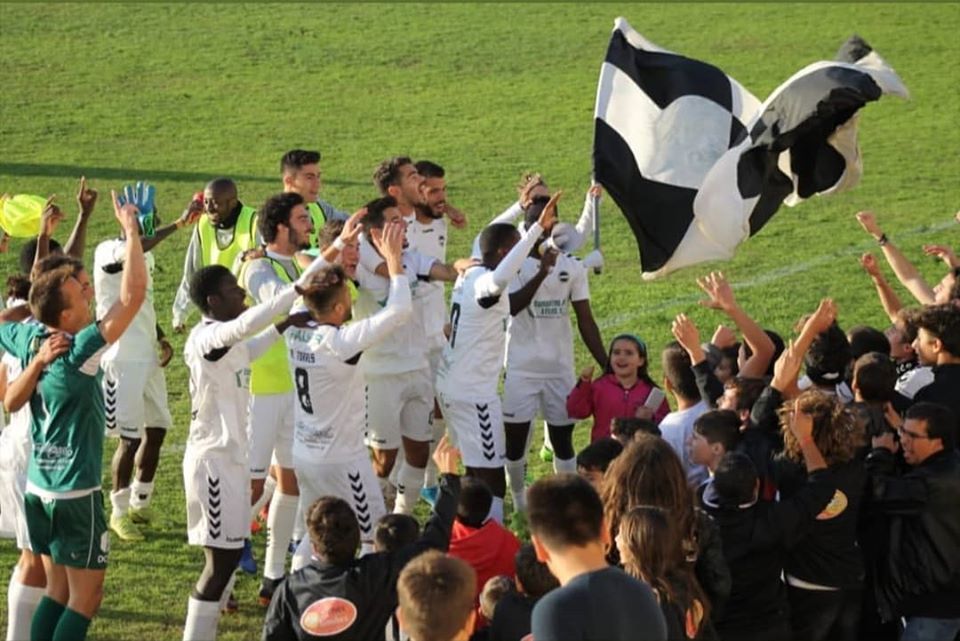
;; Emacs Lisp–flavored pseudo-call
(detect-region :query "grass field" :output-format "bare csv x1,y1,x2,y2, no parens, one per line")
1,3,958,639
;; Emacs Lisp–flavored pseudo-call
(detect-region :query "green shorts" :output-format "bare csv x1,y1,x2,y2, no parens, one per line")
24,491,109,569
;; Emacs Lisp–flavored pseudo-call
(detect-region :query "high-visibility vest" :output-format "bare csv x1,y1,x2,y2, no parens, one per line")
197,205,258,268
306,202,327,249
238,256,300,395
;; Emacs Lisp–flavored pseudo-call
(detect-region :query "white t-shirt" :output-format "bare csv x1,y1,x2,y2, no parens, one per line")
894,365,934,399
94,239,157,363
239,251,299,303
355,240,436,375
287,277,412,465
506,253,589,378
659,400,710,487
405,215,448,349
0,352,30,472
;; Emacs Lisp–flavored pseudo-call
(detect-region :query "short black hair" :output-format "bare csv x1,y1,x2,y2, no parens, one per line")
457,476,493,529
478,223,520,259
189,265,233,315
527,474,604,550
611,417,661,440
917,304,960,357
514,542,559,598
281,149,321,174
711,452,758,507
805,323,852,387
853,352,897,403
576,438,624,473
662,341,699,400
6,274,31,302
19,238,63,274
374,513,419,553
258,192,305,243
906,402,957,450
848,325,891,359
373,156,413,195
414,160,445,179
318,219,345,251
694,409,741,452
359,195,398,233
725,377,766,413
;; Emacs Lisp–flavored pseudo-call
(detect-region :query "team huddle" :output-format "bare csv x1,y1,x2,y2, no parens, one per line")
1,150,959,641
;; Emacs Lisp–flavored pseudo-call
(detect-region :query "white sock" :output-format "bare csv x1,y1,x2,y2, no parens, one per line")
378,477,397,513
250,475,276,521
291,538,312,573
394,462,425,515
542,421,554,451
130,479,155,509
488,496,505,524
423,418,446,488
291,497,305,545
110,487,131,517
183,596,221,641
504,458,527,513
264,492,298,580
554,456,576,475
217,572,237,612
6,571,43,641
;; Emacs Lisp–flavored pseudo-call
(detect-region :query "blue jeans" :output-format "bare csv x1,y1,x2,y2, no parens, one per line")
901,617,960,641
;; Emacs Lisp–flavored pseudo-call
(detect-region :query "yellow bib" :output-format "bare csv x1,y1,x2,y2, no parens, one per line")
239,256,300,395
197,205,258,269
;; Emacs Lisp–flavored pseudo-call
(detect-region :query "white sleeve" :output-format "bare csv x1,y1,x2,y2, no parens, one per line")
358,237,384,273
194,288,298,354
569,259,590,302
243,325,282,362
324,277,412,358
294,255,332,288
573,190,596,247
172,231,202,327
242,261,285,304
475,222,543,299
412,251,437,279
489,201,523,226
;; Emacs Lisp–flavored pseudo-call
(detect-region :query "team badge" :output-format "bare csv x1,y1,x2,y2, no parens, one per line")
300,597,358,636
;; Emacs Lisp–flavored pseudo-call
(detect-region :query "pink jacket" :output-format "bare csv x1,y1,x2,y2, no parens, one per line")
566,373,670,441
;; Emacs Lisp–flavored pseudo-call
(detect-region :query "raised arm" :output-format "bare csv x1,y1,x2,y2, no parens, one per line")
509,248,556,315
32,198,64,278
63,176,97,260
4,333,71,412
573,184,601,243
697,271,774,378
859,253,903,323
172,231,202,331
672,313,724,407
99,194,148,344
141,198,202,253
856,211,935,305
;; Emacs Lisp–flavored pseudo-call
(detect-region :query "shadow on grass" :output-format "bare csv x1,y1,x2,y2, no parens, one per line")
98,607,183,625
0,162,369,187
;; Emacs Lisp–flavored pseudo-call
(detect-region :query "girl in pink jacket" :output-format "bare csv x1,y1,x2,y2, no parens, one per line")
567,334,670,441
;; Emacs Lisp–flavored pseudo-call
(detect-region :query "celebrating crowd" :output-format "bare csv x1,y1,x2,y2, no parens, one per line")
0,151,958,641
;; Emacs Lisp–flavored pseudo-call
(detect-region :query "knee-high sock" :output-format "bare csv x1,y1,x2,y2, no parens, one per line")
130,479,155,509
52,607,91,641
488,497,505,524
423,417,446,488
291,495,306,545
264,492,298,580
7,571,43,641
31,596,65,641
542,420,554,451
217,571,238,612
250,475,276,521
504,458,527,513
291,537,312,573
183,597,221,641
110,487,131,518
554,456,576,475
394,461,425,515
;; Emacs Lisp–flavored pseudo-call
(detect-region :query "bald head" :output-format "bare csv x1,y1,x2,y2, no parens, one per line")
203,178,239,226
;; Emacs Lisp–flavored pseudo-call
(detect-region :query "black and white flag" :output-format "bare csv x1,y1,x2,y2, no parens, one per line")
593,18,908,279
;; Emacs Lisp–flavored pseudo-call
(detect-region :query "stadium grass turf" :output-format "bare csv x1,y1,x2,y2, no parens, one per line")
1,3,958,639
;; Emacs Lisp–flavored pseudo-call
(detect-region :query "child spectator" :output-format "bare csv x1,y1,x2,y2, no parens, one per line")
689,409,742,475
397,551,477,641
575,438,623,492
659,341,710,485
566,334,669,441
611,416,661,443
374,513,420,553
489,543,559,641
479,576,514,629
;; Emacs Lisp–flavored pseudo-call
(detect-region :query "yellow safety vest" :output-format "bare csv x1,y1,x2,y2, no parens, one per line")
197,205,258,268
239,256,300,395
306,202,327,249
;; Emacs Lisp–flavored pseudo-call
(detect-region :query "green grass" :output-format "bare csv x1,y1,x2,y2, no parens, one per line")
1,3,958,639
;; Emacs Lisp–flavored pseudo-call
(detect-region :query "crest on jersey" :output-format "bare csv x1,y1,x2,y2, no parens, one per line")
558,270,570,282
300,597,358,636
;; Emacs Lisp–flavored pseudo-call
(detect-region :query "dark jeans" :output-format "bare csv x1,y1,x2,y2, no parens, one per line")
788,585,861,641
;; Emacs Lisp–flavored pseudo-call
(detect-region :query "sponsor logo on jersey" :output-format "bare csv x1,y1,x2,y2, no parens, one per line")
558,270,570,282
816,489,848,520
300,597,358,636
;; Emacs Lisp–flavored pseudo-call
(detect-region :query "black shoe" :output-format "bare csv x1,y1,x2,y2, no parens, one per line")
258,576,284,607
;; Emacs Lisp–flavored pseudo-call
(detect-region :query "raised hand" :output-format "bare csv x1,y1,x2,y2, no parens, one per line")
537,191,561,232
711,324,737,349
588,183,603,199
179,197,204,228
859,252,881,277
519,173,545,209
339,207,367,245
37,332,71,365
771,339,803,395
432,434,461,476
856,211,882,237
111,189,140,233
801,298,837,337
371,221,405,275
697,271,737,312
40,196,65,236
76,176,98,218
923,244,959,269
671,313,703,361
579,364,595,382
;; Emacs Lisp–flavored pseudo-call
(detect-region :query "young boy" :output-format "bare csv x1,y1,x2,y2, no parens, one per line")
689,409,742,475
526,474,666,641
397,551,478,641
489,542,560,641
575,438,623,492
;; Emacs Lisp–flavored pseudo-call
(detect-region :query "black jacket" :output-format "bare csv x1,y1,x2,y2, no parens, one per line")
912,364,960,429
866,447,960,620
262,474,460,641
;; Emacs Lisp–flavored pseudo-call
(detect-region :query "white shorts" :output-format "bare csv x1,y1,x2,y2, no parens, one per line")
0,468,30,550
438,393,505,469
102,360,173,438
502,373,576,425
183,453,249,550
247,391,295,478
365,370,434,450
295,456,386,543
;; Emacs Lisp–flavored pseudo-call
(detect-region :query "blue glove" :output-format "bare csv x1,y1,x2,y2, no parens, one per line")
118,181,157,237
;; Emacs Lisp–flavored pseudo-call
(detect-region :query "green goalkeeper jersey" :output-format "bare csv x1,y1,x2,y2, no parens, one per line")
0,321,108,498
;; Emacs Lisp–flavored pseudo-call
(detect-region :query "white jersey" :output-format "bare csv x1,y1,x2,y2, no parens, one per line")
356,240,436,375
405,215,448,349
506,253,589,378
94,239,158,363
0,352,30,473
436,222,543,400
287,276,412,465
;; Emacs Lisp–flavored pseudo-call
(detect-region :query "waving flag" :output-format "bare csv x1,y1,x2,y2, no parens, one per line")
593,18,908,279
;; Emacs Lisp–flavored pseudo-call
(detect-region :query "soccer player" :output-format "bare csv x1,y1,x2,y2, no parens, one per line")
95,198,201,541
355,196,473,514
0,194,147,641
172,177,259,331
237,192,317,601
180,222,346,641
280,149,349,246
436,193,558,523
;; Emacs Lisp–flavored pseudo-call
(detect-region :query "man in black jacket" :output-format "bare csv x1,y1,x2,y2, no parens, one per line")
866,402,960,641
262,438,462,641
